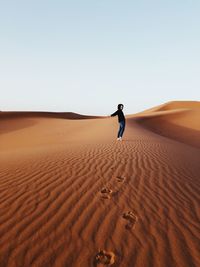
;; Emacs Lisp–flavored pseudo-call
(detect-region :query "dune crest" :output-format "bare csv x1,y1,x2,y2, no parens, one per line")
134,101,200,148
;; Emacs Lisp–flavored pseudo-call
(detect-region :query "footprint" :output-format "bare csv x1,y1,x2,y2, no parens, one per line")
122,211,138,230
116,176,125,183
100,188,113,199
94,250,115,266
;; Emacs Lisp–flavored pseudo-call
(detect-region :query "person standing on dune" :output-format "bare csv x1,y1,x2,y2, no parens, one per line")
110,104,126,141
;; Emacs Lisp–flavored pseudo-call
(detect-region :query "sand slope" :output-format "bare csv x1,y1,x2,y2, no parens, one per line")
134,101,200,148
0,104,200,267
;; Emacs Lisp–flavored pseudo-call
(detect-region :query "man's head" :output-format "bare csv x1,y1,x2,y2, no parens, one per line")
118,104,124,110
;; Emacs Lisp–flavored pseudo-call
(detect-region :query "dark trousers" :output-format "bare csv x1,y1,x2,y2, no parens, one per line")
118,120,125,138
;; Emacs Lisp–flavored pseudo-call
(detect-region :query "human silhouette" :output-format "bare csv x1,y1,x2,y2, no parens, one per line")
110,104,126,141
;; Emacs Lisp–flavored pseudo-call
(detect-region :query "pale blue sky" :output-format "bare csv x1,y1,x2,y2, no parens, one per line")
0,0,199,115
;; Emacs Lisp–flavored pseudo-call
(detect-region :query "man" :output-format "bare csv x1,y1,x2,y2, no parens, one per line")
110,104,126,141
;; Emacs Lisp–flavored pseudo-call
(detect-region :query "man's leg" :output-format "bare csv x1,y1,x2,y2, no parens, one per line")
118,122,123,138
120,121,125,137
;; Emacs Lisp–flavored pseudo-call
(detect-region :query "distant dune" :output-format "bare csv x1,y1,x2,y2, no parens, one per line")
0,111,101,135
0,111,100,120
134,101,200,148
0,102,199,267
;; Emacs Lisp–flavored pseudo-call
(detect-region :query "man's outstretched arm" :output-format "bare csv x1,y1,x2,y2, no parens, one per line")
110,110,118,117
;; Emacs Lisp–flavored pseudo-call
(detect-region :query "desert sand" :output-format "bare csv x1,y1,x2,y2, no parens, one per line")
0,101,200,267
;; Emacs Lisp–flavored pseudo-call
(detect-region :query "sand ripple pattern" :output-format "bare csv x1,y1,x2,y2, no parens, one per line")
0,121,200,267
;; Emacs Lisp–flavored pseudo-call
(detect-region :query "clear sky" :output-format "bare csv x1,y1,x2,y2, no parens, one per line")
0,0,199,115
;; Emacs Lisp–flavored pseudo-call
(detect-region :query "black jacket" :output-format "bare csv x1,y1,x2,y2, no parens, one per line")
111,110,125,122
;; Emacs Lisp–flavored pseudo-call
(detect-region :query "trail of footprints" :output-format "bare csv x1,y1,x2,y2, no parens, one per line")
95,171,138,265
99,174,138,230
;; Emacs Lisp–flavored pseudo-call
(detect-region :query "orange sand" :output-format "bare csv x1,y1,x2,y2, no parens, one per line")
0,102,200,267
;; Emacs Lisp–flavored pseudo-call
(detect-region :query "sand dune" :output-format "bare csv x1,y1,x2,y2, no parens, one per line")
134,101,200,148
0,103,200,267
0,111,100,120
